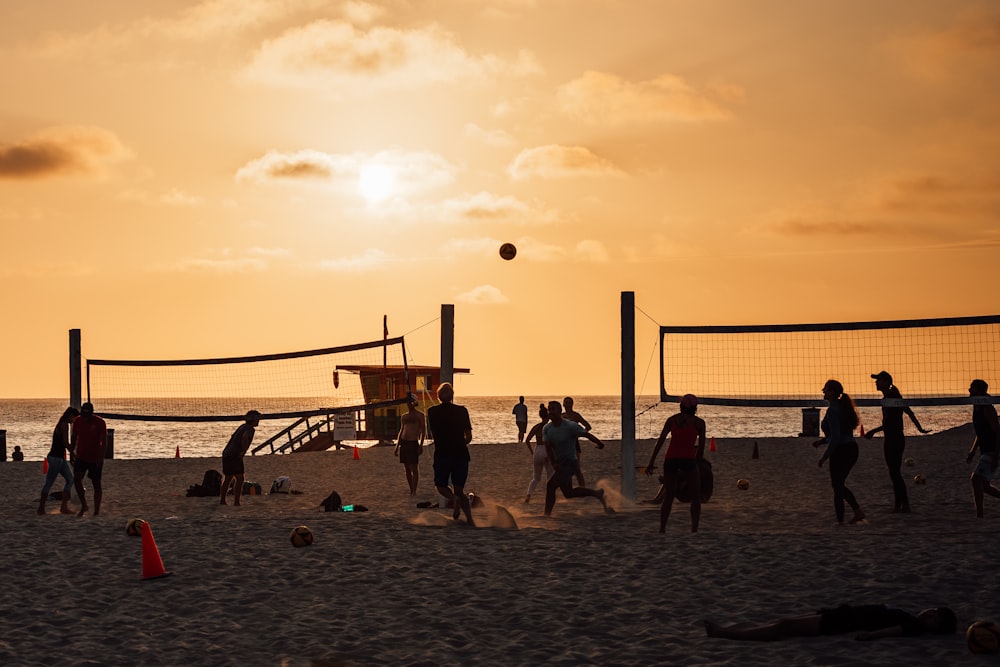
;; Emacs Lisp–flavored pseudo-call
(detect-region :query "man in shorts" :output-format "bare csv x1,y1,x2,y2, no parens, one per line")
512,396,529,443
966,379,1000,517
427,383,474,525
71,402,107,517
543,400,610,516
395,394,426,495
220,410,261,506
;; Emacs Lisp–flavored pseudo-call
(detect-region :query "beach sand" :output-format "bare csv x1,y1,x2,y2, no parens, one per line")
1,425,997,666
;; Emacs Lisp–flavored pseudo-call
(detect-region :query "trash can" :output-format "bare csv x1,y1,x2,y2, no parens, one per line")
800,408,820,437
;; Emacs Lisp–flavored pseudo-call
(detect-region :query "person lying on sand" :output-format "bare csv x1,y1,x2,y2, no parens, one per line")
704,604,956,641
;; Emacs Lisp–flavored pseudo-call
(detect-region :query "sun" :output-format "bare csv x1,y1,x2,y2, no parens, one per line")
359,163,395,203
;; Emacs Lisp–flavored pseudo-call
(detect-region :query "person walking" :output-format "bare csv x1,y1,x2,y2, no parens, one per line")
543,400,610,516
966,378,1000,518
523,403,554,504
427,383,474,525
644,393,706,533
813,380,865,525
864,371,930,513
71,402,107,517
220,410,261,506
38,407,79,515
512,396,529,444
394,394,426,496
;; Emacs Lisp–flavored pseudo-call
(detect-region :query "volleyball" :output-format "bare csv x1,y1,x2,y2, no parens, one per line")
289,525,314,548
125,518,146,536
966,620,1000,654
913,473,927,484
905,457,915,467
736,479,750,490
499,242,517,260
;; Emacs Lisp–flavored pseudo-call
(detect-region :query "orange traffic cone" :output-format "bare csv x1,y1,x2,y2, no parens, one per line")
353,445,360,460
141,522,172,580
175,445,180,458
709,437,716,453
43,458,49,474
859,424,865,438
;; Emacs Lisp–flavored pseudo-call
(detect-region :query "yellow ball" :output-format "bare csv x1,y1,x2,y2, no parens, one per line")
966,620,1000,654
125,518,146,536
289,525,314,547
736,479,750,490
913,474,927,485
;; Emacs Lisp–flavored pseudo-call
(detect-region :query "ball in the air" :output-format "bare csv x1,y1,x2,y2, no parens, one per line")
499,242,517,261
736,479,750,490
913,473,927,485
905,457,915,467
966,620,1000,654
290,525,314,548
125,518,146,536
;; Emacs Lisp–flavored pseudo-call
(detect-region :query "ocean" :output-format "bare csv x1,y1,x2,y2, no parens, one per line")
0,396,974,461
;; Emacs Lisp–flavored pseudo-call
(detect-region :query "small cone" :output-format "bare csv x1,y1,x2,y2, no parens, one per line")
859,424,865,438
175,445,180,458
43,458,49,474
141,522,172,580
752,441,759,459
353,445,360,460
709,436,716,453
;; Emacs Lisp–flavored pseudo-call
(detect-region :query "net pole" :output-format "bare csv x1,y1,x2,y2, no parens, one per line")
441,304,455,386
621,291,636,502
69,328,82,410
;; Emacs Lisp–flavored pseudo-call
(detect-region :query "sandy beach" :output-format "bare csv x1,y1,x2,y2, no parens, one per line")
1,424,997,666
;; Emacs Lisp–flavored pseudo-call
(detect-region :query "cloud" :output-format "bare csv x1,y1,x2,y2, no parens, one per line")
235,148,457,196
886,8,1000,80
457,284,508,304
508,145,625,180
173,257,270,273
32,0,333,56
118,188,204,206
464,123,514,147
241,19,536,89
0,126,130,180
557,70,734,124
248,247,293,257
436,191,559,225
574,240,610,263
317,248,391,271
872,174,1000,215
341,1,385,26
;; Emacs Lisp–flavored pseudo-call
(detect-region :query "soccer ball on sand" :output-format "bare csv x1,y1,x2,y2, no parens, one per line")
966,620,1000,654
736,479,750,490
125,518,146,536
290,525,314,548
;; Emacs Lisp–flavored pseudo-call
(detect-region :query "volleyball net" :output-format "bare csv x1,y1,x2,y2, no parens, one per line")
660,315,1000,407
86,336,409,421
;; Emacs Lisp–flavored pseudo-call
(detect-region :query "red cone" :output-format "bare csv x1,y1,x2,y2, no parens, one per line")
353,445,360,460
175,445,180,458
859,424,865,438
141,522,172,580
43,458,49,474
710,436,716,452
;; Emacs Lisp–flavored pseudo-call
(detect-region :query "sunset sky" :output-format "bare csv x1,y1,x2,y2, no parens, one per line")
2,0,998,400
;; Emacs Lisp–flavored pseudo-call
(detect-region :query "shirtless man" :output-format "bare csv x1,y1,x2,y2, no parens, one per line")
394,394,426,495
562,396,592,486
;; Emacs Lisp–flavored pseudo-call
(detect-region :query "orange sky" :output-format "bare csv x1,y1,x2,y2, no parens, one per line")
1,0,998,399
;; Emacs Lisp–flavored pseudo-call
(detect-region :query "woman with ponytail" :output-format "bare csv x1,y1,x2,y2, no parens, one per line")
813,380,866,525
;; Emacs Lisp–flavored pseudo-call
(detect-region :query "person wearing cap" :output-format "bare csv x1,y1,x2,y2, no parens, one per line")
864,371,930,513
644,394,707,533
813,380,866,525
394,394,426,496
966,379,1000,518
71,402,108,517
220,409,261,506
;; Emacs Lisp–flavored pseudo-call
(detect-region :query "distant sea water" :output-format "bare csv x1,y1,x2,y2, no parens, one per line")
0,396,974,461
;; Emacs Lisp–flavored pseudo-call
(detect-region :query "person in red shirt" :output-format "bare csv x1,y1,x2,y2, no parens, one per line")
71,402,107,517
644,394,707,533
